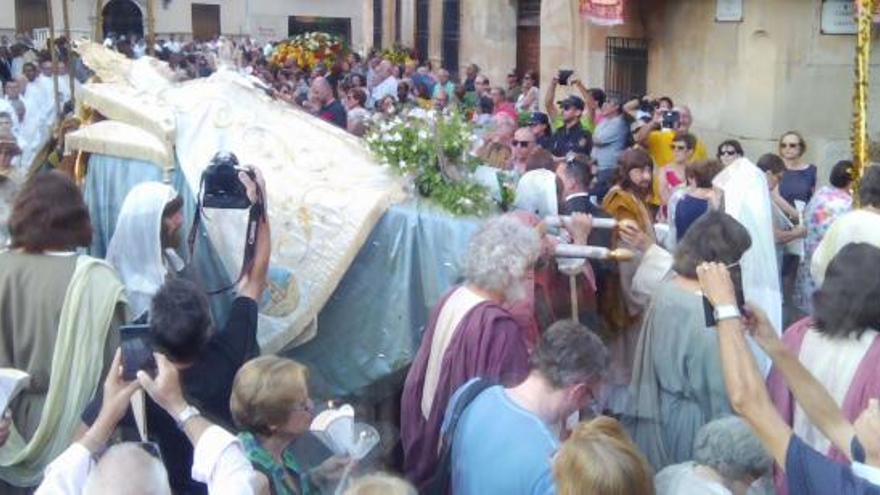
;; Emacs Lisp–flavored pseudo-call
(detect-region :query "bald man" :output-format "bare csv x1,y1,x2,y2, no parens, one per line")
310,76,347,129
370,60,399,108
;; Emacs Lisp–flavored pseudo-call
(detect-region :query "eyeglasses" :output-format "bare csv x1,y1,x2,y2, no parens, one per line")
512,140,534,148
719,150,738,157
670,144,688,151
780,142,800,149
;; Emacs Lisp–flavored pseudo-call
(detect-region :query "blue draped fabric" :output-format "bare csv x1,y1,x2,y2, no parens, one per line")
82,153,485,401
285,201,482,401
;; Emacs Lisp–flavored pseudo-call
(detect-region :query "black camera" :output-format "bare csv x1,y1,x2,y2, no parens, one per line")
202,152,254,209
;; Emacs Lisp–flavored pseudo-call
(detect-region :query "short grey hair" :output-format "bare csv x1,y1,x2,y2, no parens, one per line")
693,416,772,482
464,216,540,298
83,443,171,495
530,320,609,389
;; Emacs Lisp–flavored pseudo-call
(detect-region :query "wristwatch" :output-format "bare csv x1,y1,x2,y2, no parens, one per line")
175,405,201,430
713,304,741,323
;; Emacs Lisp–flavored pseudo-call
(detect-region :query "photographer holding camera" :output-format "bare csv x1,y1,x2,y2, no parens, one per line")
633,103,708,206
78,162,272,495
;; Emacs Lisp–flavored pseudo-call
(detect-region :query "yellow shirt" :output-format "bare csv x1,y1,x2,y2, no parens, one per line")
646,129,708,204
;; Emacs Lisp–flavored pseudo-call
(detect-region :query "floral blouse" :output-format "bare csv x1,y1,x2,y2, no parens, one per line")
795,186,853,313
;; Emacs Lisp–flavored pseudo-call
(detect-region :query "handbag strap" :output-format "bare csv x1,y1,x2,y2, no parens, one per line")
424,378,495,495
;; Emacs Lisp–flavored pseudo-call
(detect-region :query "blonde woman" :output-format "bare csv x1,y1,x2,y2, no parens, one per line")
554,417,655,495
231,356,323,495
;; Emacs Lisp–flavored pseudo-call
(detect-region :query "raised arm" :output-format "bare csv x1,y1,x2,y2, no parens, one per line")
697,263,793,468
744,305,857,461
544,76,559,119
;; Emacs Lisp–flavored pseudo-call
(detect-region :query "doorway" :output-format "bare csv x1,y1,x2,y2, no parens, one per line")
102,0,144,39
192,3,221,41
15,0,49,35
517,0,541,77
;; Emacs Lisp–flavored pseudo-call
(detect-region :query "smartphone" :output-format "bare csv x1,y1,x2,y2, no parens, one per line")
557,69,574,86
120,324,156,381
703,264,745,327
661,110,681,130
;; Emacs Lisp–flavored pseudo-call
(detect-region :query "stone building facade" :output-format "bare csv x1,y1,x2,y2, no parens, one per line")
3,0,877,171
1,0,369,52
375,0,880,176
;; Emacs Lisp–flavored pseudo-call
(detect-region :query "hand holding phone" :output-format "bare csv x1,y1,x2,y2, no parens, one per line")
697,262,745,327
557,69,574,86
120,324,157,381
661,110,681,130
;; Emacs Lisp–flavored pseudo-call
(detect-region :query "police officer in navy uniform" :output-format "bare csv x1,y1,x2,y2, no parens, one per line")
550,95,592,158
529,112,555,151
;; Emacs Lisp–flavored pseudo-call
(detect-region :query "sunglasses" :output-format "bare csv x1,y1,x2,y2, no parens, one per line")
512,140,534,148
670,144,689,151
719,150,738,157
780,142,800,149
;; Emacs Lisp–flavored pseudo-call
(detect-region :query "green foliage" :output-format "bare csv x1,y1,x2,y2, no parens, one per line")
365,110,496,216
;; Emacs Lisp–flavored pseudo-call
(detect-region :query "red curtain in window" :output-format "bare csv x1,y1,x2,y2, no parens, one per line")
579,0,625,26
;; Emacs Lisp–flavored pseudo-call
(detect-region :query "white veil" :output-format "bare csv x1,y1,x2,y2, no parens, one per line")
713,157,781,373
514,169,559,218
106,182,178,320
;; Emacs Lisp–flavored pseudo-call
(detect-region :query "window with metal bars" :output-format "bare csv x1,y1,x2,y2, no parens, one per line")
416,0,429,61
442,0,460,75
373,0,383,49
604,37,648,99
518,0,541,24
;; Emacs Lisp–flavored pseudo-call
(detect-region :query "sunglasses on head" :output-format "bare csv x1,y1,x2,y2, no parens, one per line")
512,140,533,148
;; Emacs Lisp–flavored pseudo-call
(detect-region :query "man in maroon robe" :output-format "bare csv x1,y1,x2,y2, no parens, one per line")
401,216,540,489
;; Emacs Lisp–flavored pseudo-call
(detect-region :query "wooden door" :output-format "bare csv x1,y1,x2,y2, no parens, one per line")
15,0,49,35
516,0,540,77
191,3,221,41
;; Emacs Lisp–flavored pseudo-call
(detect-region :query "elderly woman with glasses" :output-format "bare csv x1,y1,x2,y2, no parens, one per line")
777,131,817,207
515,70,539,113
231,355,322,495
625,211,753,471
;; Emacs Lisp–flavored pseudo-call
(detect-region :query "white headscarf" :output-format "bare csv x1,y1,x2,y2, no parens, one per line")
713,157,781,373
107,182,179,320
514,169,559,218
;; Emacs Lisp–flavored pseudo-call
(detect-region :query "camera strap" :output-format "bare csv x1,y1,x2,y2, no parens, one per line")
188,174,266,295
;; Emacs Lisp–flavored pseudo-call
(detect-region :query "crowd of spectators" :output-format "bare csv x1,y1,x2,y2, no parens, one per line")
1,29,879,495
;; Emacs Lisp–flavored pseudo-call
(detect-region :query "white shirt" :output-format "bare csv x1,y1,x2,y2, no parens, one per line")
370,76,398,107
36,425,259,495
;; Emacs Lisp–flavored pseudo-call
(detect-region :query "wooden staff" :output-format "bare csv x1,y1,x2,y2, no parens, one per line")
95,0,103,41
146,0,156,57
46,0,61,118
852,0,876,204
61,0,75,108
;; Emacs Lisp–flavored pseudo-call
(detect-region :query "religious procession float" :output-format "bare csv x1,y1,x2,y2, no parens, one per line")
64,41,496,401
